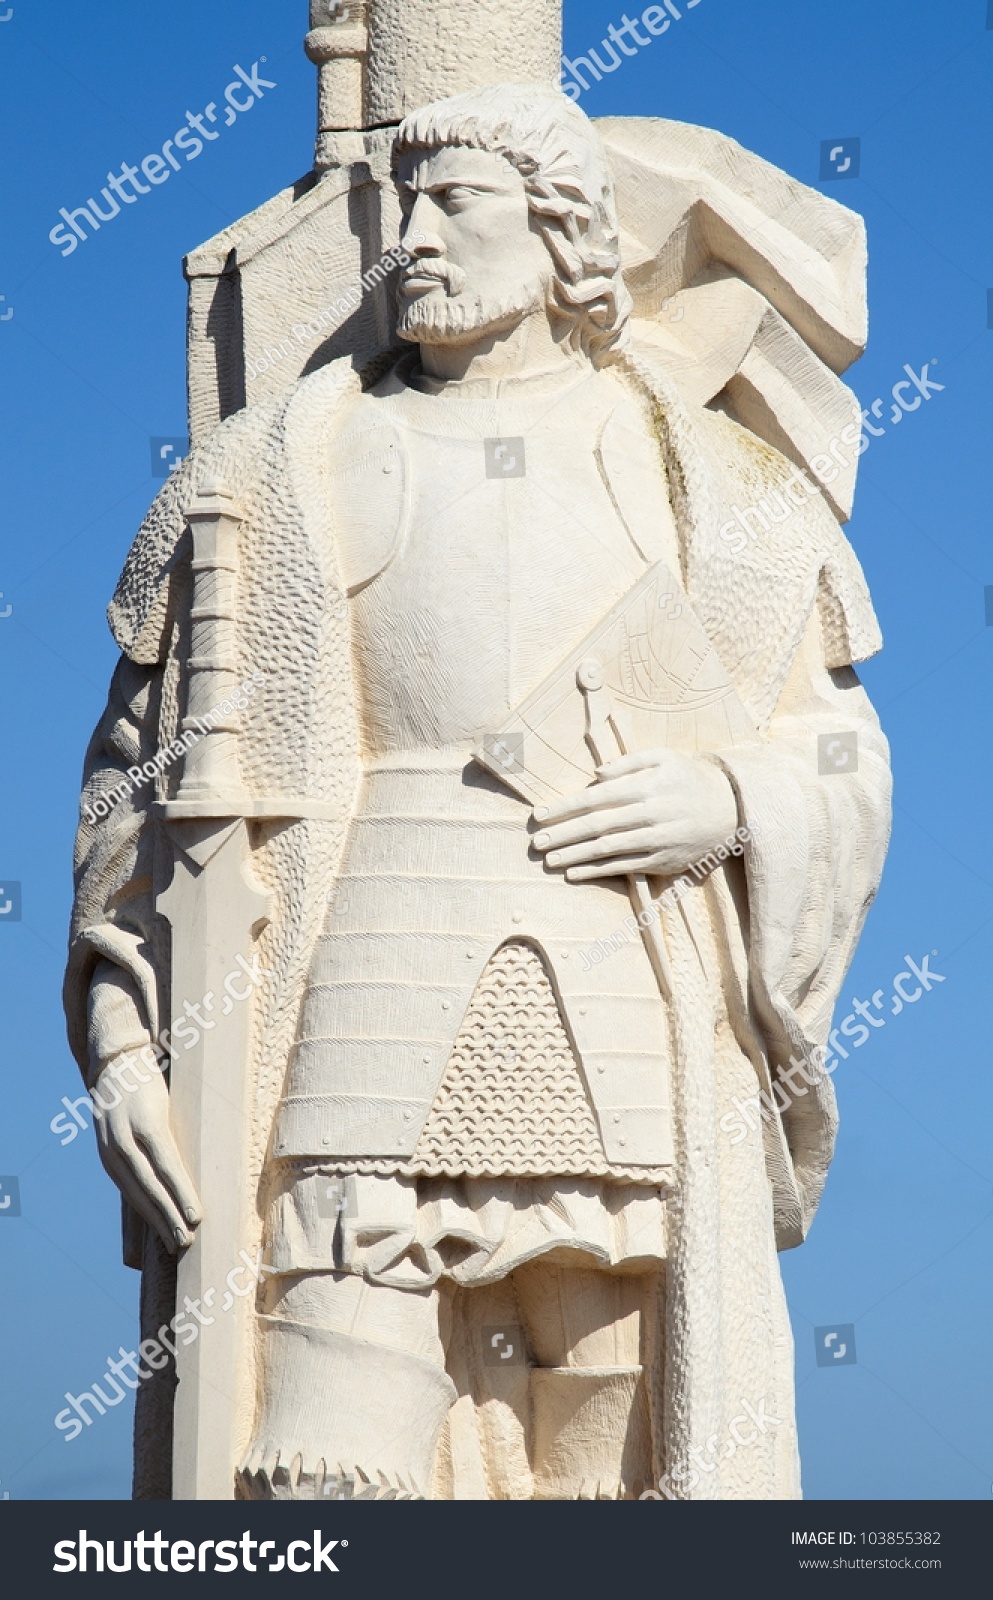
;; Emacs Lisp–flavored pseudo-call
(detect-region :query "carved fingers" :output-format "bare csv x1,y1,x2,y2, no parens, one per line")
102,1141,190,1255
93,1063,201,1254
532,748,739,881
534,801,651,854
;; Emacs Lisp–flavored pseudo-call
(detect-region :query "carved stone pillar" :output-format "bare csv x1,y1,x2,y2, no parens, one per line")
306,0,370,134
308,0,562,159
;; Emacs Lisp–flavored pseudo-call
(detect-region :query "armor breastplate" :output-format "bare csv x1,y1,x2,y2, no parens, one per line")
331,358,679,757
271,360,678,1178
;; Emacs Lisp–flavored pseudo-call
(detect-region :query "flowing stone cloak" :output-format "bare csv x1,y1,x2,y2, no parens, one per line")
64,345,891,1497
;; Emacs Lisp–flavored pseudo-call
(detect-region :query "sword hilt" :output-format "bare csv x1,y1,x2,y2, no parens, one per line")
177,478,247,809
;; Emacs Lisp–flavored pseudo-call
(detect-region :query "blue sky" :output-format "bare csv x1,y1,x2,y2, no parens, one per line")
0,0,991,1501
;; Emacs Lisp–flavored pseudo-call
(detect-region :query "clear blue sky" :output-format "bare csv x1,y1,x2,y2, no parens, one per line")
0,0,990,1501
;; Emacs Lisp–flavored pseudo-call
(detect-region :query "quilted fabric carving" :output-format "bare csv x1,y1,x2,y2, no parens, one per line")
414,940,607,1176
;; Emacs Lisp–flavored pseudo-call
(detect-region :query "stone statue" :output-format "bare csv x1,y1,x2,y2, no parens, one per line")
64,2,891,1501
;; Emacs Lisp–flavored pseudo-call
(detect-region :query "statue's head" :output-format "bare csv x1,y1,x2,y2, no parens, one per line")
392,83,632,367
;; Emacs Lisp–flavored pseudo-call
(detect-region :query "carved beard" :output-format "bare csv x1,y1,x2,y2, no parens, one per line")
396,274,547,347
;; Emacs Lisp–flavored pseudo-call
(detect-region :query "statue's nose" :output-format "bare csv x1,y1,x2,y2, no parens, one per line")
404,224,446,260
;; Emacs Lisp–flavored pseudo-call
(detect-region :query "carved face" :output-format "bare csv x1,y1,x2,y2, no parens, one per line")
395,146,552,347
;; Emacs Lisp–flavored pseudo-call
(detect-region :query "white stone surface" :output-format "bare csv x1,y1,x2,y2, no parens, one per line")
186,111,869,524
306,0,562,140
64,36,891,1503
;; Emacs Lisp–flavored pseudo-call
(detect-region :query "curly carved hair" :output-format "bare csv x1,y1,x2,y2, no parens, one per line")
393,83,633,367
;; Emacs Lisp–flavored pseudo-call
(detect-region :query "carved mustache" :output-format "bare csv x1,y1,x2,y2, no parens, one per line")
400,259,467,297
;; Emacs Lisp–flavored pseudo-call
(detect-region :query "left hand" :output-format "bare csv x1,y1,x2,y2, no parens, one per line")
532,748,739,882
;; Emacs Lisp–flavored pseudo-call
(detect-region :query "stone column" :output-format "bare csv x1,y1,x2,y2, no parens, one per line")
307,0,562,143
306,0,370,134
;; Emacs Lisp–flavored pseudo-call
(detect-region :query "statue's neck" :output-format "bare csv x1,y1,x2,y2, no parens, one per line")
414,309,589,397
409,360,593,402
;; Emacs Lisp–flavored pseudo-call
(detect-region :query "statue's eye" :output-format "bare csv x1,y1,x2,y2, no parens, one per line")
442,185,482,209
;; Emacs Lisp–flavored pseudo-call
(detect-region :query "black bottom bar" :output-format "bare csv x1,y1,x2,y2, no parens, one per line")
1,1500,984,1592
